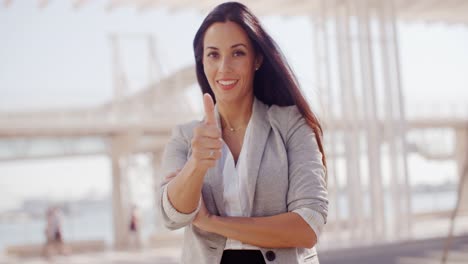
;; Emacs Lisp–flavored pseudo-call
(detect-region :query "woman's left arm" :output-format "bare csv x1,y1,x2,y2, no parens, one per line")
194,202,317,248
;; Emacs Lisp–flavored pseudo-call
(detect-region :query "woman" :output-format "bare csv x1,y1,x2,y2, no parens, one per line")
159,2,328,263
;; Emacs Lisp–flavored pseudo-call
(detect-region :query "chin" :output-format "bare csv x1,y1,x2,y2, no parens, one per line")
217,92,253,106
215,94,239,104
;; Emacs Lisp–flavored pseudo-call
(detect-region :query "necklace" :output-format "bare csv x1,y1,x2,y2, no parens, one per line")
227,126,243,132
221,117,245,133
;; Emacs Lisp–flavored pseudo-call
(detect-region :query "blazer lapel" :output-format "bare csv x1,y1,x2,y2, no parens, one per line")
245,98,270,216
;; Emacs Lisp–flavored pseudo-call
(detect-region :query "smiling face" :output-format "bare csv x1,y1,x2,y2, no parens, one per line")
202,21,262,105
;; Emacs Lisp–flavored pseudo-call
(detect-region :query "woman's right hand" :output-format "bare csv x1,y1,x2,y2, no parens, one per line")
190,94,223,170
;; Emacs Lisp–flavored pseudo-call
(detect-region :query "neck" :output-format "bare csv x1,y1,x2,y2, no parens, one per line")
217,95,254,130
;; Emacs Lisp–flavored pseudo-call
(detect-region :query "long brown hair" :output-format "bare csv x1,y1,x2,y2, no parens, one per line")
193,2,326,168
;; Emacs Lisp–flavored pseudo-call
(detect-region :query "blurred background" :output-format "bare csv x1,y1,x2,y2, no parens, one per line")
0,0,467,263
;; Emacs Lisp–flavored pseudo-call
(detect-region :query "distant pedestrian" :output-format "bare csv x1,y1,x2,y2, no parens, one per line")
128,205,142,249
42,206,69,258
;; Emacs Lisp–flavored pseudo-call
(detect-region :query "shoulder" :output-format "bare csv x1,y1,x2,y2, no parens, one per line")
266,104,303,132
266,103,318,148
267,104,301,121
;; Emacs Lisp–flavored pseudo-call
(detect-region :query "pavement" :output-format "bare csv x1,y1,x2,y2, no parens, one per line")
319,234,468,264
2,235,467,264
0,247,181,264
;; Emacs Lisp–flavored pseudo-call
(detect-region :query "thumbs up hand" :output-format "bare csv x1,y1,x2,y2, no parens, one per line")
190,93,223,170
203,93,216,126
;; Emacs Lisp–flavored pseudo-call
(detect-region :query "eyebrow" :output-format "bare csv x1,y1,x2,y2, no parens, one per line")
205,43,248,50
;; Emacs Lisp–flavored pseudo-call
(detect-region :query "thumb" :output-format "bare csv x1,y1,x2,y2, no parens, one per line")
203,93,216,125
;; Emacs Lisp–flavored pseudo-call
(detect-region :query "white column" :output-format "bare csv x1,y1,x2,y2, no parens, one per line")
387,0,413,238
152,150,165,234
335,0,364,240
356,0,386,241
111,136,127,249
110,133,138,249
455,127,468,190
109,35,129,116
376,0,401,239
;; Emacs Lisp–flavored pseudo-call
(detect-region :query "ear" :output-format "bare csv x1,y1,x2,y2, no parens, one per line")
255,53,263,70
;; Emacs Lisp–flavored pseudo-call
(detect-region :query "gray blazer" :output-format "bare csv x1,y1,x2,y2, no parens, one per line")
159,97,328,264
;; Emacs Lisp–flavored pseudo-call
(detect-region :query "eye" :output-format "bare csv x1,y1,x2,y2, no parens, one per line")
233,50,246,57
207,51,219,58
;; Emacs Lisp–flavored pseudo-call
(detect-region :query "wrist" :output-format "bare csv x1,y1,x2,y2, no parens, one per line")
205,214,220,233
187,157,208,176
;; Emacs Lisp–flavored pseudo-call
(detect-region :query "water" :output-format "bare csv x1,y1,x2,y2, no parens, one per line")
0,190,456,252
0,207,157,252
328,189,457,219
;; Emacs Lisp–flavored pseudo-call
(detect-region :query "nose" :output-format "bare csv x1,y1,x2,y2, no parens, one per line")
219,56,233,73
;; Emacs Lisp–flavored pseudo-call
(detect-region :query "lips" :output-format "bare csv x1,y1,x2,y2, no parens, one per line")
216,79,238,90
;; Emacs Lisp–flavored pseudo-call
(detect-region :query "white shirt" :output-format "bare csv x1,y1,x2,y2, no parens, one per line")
221,117,258,249
162,117,325,249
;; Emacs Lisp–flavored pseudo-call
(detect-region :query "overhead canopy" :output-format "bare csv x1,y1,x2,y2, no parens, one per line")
105,0,468,24
3,0,468,24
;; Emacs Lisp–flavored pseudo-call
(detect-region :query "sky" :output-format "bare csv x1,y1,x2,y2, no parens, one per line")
0,1,467,211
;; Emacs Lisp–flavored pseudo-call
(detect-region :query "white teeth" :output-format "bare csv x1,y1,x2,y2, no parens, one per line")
218,80,237,85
